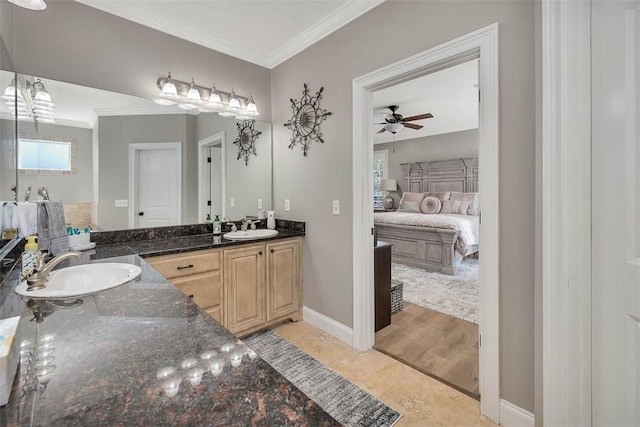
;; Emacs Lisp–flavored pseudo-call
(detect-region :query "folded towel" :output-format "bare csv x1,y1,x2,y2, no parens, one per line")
38,201,69,255
17,202,38,237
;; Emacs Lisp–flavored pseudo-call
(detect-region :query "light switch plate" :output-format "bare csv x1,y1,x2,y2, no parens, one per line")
258,198,263,209
285,199,290,211
333,200,340,215
115,199,128,208
230,198,235,207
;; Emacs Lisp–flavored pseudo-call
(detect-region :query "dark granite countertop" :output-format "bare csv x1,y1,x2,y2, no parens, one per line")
0,251,338,426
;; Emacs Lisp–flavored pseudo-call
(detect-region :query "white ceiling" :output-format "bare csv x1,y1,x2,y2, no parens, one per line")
372,59,479,145
74,0,385,69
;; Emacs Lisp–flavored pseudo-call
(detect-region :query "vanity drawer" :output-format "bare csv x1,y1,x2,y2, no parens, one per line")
172,270,222,308
147,249,221,279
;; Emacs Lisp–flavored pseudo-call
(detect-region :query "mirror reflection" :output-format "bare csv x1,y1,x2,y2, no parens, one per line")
0,70,272,231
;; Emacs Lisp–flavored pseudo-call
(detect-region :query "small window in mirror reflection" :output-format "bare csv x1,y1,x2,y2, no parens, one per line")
18,139,73,173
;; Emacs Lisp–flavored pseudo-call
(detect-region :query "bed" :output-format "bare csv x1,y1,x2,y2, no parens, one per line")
374,158,479,275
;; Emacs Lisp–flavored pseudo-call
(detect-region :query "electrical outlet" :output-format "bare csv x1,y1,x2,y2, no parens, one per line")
258,198,263,209
332,200,340,215
230,198,235,208
115,199,128,208
285,199,290,211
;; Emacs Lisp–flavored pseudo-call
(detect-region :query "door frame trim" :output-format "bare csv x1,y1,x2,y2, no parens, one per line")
541,0,592,424
198,131,227,221
351,23,500,421
128,142,182,228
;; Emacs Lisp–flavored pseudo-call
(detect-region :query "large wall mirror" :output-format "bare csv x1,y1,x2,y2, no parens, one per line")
0,69,272,232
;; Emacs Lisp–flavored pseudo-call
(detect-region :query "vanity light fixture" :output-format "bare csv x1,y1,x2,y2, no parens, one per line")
154,73,259,118
2,77,55,124
6,0,47,10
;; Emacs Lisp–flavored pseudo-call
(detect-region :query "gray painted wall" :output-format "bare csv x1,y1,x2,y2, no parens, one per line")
97,114,191,230
196,114,272,220
271,0,536,412
9,1,272,121
13,120,93,204
375,129,478,206
0,118,15,201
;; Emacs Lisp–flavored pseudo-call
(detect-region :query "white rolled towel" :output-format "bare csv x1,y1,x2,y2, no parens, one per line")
17,202,38,237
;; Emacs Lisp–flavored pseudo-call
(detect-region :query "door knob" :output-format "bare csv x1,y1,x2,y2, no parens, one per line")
138,211,144,216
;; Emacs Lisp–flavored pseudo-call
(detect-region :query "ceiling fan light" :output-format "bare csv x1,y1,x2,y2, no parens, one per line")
385,123,404,134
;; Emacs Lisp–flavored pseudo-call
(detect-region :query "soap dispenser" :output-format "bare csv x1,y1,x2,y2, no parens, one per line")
267,211,276,230
21,236,39,279
213,215,221,235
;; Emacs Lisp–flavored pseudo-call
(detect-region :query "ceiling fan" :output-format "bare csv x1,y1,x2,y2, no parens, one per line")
375,105,433,134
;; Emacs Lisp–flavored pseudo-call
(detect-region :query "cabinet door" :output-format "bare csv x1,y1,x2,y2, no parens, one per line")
224,244,266,334
266,239,301,321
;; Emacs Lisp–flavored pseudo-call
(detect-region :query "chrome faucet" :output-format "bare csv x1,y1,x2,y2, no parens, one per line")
26,251,82,291
240,219,252,232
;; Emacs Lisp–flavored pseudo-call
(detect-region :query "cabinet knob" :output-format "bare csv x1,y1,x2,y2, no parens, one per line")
270,249,275,253
258,251,263,256
188,294,194,299
177,264,194,270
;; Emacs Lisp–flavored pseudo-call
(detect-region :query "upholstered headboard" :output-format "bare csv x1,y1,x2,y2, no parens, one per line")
400,158,478,193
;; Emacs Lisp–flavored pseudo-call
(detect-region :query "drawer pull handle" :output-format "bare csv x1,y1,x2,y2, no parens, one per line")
177,264,194,270
188,294,194,298
270,249,275,253
258,251,263,256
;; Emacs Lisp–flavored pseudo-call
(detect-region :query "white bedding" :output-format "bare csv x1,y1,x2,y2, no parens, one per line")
374,212,479,256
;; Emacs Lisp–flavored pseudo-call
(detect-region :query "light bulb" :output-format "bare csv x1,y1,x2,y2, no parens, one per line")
245,94,259,116
186,78,201,103
227,89,241,111
207,84,223,108
159,72,178,99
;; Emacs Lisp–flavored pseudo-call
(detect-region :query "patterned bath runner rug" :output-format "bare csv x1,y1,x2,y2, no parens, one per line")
244,329,402,427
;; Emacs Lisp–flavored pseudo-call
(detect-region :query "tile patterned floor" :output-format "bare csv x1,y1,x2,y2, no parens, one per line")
272,321,498,427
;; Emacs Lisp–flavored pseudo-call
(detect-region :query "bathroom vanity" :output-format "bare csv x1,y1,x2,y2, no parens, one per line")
146,237,302,336
0,225,333,425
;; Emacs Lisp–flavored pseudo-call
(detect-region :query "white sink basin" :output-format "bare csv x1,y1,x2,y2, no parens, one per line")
15,263,142,299
223,229,279,241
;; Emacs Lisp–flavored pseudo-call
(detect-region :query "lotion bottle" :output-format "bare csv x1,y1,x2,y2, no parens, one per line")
21,236,39,279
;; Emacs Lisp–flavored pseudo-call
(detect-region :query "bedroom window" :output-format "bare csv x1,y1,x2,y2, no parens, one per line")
373,150,389,209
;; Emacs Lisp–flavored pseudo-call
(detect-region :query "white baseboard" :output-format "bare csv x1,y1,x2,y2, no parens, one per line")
302,306,353,347
499,399,535,427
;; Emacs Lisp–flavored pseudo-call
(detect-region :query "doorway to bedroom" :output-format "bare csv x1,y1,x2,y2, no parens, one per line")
371,59,481,399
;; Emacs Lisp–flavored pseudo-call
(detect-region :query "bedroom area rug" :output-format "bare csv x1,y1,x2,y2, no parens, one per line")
245,329,402,427
392,258,479,324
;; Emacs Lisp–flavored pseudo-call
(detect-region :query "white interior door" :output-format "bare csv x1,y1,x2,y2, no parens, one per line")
592,1,640,425
136,147,180,228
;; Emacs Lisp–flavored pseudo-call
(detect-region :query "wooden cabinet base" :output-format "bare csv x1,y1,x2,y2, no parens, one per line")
235,311,302,338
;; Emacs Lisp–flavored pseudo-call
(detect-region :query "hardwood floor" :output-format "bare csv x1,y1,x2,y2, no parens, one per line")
374,302,479,399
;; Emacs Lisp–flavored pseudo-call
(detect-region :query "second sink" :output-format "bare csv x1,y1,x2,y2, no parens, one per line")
223,229,279,241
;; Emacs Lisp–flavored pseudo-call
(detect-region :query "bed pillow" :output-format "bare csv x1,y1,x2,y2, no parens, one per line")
398,192,426,210
440,199,470,215
426,191,450,203
420,196,441,214
398,200,422,213
449,191,479,215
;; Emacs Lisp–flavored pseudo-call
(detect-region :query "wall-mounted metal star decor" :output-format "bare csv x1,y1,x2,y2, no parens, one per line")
234,120,262,166
283,83,332,157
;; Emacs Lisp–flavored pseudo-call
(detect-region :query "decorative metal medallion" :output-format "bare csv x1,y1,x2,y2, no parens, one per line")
283,83,332,157
234,120,262,166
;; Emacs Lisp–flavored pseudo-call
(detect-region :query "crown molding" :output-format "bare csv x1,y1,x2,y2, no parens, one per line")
76,0,385,69
268,0,385,68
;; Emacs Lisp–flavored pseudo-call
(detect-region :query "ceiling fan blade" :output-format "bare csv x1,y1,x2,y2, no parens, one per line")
402,113,434,122
377,128,387,134
403,122,423,130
